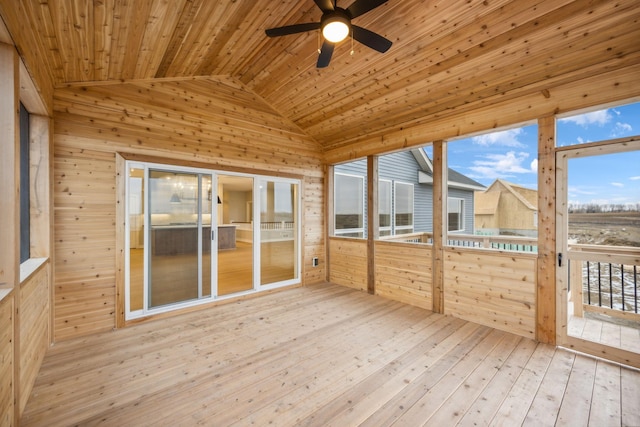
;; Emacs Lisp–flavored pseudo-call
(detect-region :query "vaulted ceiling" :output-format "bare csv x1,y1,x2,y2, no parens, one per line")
2,0,639,153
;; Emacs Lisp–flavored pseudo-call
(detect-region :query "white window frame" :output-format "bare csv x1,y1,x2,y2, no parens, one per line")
394,181,414,234
333,172,365,238
379,179,392,236
448,197,465,232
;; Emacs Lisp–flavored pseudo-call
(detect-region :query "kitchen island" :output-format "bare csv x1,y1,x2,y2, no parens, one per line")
151,224,236,255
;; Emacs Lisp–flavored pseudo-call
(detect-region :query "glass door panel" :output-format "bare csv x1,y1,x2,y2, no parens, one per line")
149,170,200,308
260,180,299,285
565,152,640,354
218,175,254,296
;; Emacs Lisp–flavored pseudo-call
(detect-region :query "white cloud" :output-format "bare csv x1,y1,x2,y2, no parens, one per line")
530,158,538,172
559,109,612,127
610,122,633,137
472,128,525,148
630,176,640,181
568,185,597,196
611,182,624,188
468,151,533,179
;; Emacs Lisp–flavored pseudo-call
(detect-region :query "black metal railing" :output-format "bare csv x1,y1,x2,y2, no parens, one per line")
583,261,639,314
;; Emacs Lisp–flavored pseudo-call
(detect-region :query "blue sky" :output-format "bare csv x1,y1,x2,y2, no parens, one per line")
429,101,640,207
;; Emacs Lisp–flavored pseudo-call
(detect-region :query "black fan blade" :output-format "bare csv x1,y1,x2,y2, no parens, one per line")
352,25,392,53
317,41,335,68
346,0,388,19
314,0,335,12
265,22,321,37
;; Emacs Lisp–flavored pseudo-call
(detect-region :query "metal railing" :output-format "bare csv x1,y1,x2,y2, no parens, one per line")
569,244,640,318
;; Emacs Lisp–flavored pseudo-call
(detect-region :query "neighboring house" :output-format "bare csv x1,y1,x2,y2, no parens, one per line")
475,179,538,238
334,149,485,238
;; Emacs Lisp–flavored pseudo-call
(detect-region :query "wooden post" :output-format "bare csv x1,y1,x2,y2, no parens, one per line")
432,140,446,314
115,154,126,328
537,115,556,344
570,259,584,318
367,155,379,295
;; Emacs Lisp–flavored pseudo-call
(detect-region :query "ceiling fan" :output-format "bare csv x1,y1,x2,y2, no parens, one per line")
265,0,392,68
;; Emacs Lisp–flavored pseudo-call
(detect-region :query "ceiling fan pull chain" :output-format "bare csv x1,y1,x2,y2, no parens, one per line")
318,31,322,54
350,32,354,56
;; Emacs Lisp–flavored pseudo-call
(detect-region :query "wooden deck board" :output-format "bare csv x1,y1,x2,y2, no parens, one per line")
22,283,640,426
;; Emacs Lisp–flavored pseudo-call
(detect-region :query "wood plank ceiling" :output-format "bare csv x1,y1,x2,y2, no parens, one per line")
4,0,640,151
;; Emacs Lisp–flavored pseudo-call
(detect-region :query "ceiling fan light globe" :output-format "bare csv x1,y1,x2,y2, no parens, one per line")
322,18,350,43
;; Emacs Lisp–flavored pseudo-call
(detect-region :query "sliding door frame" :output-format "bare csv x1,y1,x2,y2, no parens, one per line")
122,159,302,322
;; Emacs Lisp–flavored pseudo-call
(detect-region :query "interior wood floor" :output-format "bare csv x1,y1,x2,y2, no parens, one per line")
130,241,295,308
23,284,640,427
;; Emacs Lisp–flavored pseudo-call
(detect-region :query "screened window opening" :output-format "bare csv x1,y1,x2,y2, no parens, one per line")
334,173,365,238
394,182,414,234
379,180,392,237
20,102,31,263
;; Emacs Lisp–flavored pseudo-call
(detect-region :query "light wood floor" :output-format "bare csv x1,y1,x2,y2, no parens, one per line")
569,311,640,354
23,284,640,427
130,241,295,308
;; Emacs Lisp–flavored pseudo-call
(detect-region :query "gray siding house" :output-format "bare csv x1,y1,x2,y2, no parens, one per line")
334,149,485,238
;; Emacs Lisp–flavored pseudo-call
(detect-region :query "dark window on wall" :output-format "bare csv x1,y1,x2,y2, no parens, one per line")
20,102,30,263
448,197,464,232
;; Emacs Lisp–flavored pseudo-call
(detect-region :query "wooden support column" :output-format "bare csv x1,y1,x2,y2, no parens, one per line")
0,41,20,427
115,154,126,328
537,115,556,344
432,140,446,313
367,155,379,295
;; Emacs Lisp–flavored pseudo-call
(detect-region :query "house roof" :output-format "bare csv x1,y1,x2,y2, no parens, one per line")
474,191,501,215
1,0,637,158
479,179,537,211
412,149,485,191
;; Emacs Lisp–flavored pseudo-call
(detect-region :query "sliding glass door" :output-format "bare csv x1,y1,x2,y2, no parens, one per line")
260,179,299,286
148,169,212,308
217,174,254,296
125,162,301,320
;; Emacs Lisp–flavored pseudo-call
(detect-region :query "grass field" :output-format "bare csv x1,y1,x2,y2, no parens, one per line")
569,211,640,247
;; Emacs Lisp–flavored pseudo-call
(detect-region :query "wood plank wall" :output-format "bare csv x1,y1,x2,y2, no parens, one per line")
19,263,50,414
53,143,117,341
374,241,433,310
328,238,368,291
0,292,14,426
332,238,535,339
444,248,537,339
53,78,325,341
303,176,325,285
0,23,54,424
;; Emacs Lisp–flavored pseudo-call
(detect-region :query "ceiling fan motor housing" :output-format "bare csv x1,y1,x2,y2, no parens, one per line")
321,8,352,43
